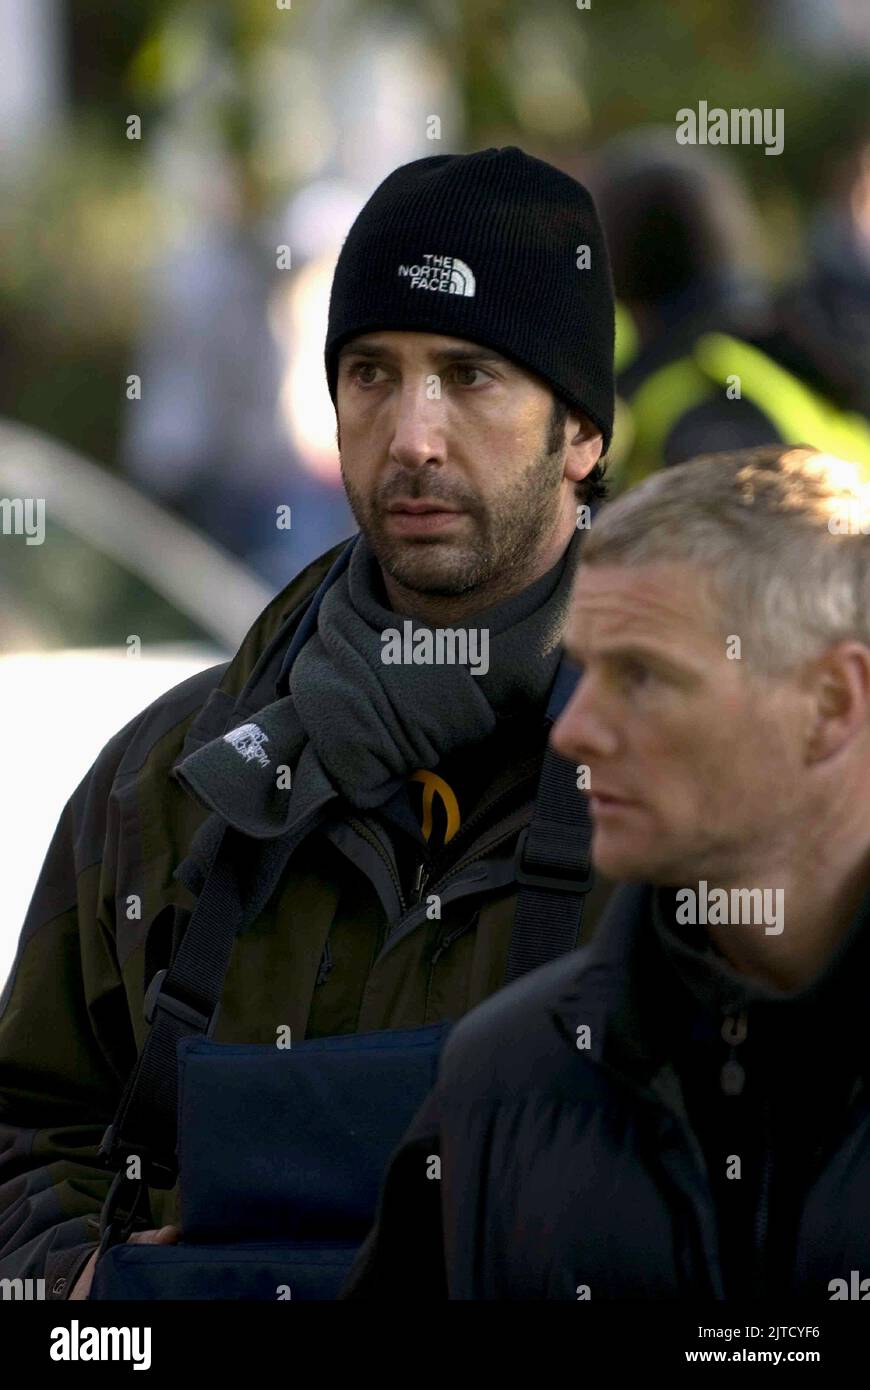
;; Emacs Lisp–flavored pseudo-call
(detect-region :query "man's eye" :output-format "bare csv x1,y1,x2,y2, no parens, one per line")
349,362,385,385
451,365,489,387
616,660,652,690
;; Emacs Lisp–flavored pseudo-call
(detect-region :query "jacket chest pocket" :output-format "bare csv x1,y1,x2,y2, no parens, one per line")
424,907,495,1023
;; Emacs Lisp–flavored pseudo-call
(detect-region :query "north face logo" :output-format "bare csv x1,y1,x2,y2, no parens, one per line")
397,254,476,296
223,722,270,768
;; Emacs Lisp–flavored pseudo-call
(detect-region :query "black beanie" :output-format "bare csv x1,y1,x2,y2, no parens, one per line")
324,146,615,451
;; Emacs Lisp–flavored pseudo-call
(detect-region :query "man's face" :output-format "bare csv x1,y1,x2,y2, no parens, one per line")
335,330,578,600
550,561,809,884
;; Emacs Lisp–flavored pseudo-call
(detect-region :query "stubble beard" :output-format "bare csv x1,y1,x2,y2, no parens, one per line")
339,433,567,600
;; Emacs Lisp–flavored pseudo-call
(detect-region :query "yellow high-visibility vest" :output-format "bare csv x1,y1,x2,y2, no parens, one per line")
609,331,870,494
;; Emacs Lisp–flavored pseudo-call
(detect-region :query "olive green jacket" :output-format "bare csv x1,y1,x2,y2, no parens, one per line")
0,537,610,1298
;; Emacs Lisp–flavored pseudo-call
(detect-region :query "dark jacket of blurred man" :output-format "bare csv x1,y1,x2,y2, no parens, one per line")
590,131,870,490
0,147,615,1299
344,445,870,1300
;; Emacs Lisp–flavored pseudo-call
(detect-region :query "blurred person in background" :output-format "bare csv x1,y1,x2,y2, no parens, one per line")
120,152,355,589
766,125,870,420
590,129,870,492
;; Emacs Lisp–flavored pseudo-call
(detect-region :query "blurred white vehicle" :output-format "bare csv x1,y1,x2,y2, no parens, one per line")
0,421,274,986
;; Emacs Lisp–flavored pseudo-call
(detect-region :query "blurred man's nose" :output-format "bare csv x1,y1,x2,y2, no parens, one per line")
549,672,619,762
388,379,448,470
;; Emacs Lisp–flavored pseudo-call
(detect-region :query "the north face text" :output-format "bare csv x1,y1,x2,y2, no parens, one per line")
397,254,476,296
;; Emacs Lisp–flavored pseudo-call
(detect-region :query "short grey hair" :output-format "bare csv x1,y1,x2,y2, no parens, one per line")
579,446,870,674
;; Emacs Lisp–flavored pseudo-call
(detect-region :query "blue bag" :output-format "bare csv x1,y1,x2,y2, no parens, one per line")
90,1022,449,1299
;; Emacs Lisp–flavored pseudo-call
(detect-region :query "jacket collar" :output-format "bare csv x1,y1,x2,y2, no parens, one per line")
172,537,358,769
543,884,708,1145
549,882,657,1066
273,533,358,697
550,872,870,1100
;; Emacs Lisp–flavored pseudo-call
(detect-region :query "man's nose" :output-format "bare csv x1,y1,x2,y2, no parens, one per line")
549,673,619,762
388,380,448,469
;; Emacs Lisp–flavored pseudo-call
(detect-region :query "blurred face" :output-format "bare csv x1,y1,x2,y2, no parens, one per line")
335,331,595,605
550,561,809,884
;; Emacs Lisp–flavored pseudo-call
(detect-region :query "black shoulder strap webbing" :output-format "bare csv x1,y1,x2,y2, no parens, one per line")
99,805,329,1221
99,818,325,1249
504,745,594,985
99,824,247,1192
143,902,191,993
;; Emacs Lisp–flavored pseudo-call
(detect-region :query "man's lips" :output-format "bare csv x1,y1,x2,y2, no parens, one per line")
385,500,468,533
385,500,464,514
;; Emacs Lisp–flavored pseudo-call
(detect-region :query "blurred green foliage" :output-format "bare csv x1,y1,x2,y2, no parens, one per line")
2,0,867,466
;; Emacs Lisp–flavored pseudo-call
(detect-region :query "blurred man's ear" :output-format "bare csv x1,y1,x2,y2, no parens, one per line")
565,411,603,481
805,641,870,764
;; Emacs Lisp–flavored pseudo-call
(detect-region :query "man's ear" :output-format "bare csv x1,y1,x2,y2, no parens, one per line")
804,641,870,763
564,410,603,482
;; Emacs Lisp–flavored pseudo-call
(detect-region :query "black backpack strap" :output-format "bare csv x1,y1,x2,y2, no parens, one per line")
97,826,251,1252
504,746,594,984
143,903,192,993
97,809,329,1252
99,825,245,1193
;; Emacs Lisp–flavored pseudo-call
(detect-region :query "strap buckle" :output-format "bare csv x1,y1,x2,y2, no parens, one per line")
514,826,594,893
143,968,213,1032
97,1123,178,1190
96,1169,152,1258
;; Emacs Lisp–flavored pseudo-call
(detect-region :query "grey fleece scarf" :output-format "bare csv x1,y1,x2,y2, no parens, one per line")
173,528,582,841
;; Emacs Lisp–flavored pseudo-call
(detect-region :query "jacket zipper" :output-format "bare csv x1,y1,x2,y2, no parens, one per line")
411,860,431,904
430,912,479,966
347,789,535,968
721,1009,776,1297
348,762,541,919
383,809,531,959
350,803,529,914
347,814,408,912
753,1135,773,1296
440,754,541,860
427,812,529,897
412,750,542,896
